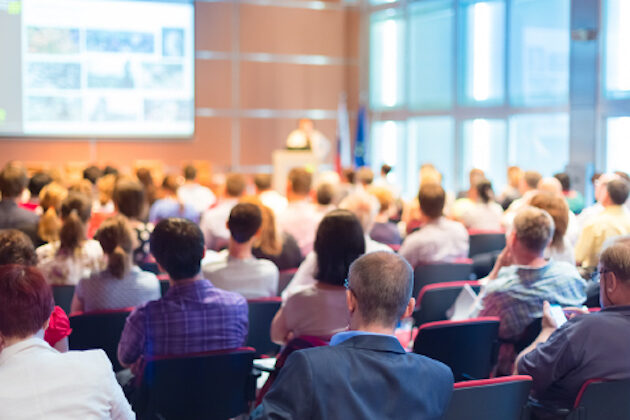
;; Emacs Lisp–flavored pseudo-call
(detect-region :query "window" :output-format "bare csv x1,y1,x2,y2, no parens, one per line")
606,117,630,173
370,120,407,191
462,119,507,191
604,0,630,98
369,12,405,109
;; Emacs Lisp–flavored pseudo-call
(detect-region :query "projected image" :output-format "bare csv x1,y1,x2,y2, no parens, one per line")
87,97,138,122
144,99,193,121
141,63,183,89
28,27,80,54
26,96,82,122
87,60,135,89
162,28,184,57
27,62,81,89
86,29,154,53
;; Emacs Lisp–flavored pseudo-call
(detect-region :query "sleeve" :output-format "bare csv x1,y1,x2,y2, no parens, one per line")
95,351,135,420
117,308,146,367
259,351,313,419
44,306,72,347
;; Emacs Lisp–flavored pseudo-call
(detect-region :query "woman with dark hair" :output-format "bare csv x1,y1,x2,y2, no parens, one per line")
461,179,504,231
36,192,104,285
270,210,365,344
113,177,153,265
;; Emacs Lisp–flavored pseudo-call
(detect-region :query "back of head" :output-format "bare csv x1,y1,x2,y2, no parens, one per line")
348,252,413,328
103,165,119,177
469,168,485,188
240,196,281,255
316,182,335,206
508,166,523,187
96,174,116,205
476,179,494,203
226,173,247,198
419,163,442,186
0,164,28,199
38,182,68,243
356,166,374,186
136,167,154,187
523,171,542,190
150,218,205,280
368,186,394,213
95,215,133,279
537,177,563,196
339,192,379,233
183,164,197,181
0,229,37,266
607,179,630,205
28,172,52,198
0,265,53,340
68,179,94,198
314,209,365,286
114,178,146,219
529,192,568,249
254,173,272,191
288,168,312,196
228,203,262,244
381,164,392,176
83,165,102,185
513,206,555,254
59,192,92,251
554,173,570,192
161,174,181,194
418,182,445,219
342,168,356,184
600,238,630,289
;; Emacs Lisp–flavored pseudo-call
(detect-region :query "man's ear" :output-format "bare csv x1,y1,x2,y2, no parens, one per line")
609,271,619,293
401,297,416,319
346,289,357,314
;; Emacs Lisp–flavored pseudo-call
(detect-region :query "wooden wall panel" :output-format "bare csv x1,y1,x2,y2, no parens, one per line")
195,2,232,52
196,59,232,108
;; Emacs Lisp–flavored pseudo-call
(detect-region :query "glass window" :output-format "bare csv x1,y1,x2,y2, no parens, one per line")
369,12,405,109
606,117,630,173
408,1,454,110
461,0,505,105
407,117,455,195
604,0,630,98
508,113,569,177
370,120,407,193
509,0,570,106
462,119,507,191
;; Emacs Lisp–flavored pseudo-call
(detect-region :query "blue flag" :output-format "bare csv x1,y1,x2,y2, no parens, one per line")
354,106,368,167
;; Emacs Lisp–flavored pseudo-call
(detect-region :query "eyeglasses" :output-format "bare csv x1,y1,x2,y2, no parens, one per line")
591,268,611,282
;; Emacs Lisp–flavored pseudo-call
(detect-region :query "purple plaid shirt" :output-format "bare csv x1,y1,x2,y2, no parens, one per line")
118,279,248,372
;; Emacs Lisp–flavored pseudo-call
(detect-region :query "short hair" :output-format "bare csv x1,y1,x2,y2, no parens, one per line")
316,183,334,206
226,173,246,197
314,209,365,286
0,229,37,266
348,252,413,327
554,173,571,191
254,174,272,191
288,168,312,195
356,167,374,186
183,164,197,181
0,265,54,339
342,168,356,184
529,192,569,250
381,164,392,175
368,186,394,213
600,238,630,284
103,165,119,177
615,171,630,182
523,171,542,190
513,206,555,254
227,203,262,244
0,165,28,198
476,179,494,203
607,179,630,205
28,172,52,197
161,174,180,193
340,192,379,233
418,183,445,219
113,178,146,219
150,218,205,280
82,165,102,184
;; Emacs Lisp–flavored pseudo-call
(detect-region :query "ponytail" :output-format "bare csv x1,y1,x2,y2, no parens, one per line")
38,207,62,243
95,215,134,279
59,209,85,253
476,180,494,204
108,245,129,279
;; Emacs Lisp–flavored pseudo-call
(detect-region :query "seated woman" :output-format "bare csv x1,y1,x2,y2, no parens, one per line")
71,215,160,313
368,186,402,245
270,210,365,345
0,264,134,418
36,192,104,285
113,177,153,265
460,179,504,231
529,192,574,265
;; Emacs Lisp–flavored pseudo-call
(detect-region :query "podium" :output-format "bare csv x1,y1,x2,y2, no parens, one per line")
272,150,320,193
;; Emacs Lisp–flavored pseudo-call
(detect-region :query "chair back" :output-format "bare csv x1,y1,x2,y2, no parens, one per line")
52,285,75,314
412,262,473,300
138,347,256,420
567,378,630,420
443,375,532,420
277,268,298,296
68,308,133,372
468,232,506,258
413,281,481,326
413,317,500,381
246,297,282,357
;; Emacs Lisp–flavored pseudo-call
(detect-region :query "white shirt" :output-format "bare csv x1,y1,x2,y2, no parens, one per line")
461,202,504,231
202,250,279,299
0,336,134,420
399,217,469,268
178,183,216,214
278,200,323,257
259,190,288,216
36,240,104,285
200,198,239,250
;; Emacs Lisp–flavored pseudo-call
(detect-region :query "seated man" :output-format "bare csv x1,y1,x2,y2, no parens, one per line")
0,264,134,419
177,164,216,215
0,163,40,245
479,206,586,374
256,252,453,419
118,218,248,375
399,182,469,267
202,203,279,298
200,173,246,251
517,237,630,412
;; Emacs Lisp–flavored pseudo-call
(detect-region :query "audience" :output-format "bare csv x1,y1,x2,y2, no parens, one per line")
271,210,364,344
460,179,503,231
368,186,402,245
451,168,485,220
255,173,288,216
498,166,523,209
22,171,52,212
37,182,68,244
257,252,453,419
82,165,102,185
71,215,160,313
202,203,279,298
314,182,336,218
555,172,585,214
113,177,153,265
339,192,392,253
0,264,134,419
149,174,199,224
135,167,158,206
355,166,374,189
529,192,575,265
177,164,216,214
399,182,469,267
36,192,104,285
200,172,246,250
118,218,248,376
0,164,40,245
93,173,116,213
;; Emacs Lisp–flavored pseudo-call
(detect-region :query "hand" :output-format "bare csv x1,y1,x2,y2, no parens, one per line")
541,301,559,331
495,247,513,268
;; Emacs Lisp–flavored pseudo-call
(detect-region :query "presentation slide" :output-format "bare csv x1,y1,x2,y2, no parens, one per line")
0,0,195,138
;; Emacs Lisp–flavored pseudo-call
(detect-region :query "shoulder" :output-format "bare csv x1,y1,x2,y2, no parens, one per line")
58,348,113,373
546,260,583,279
255,258,280,273
211,285,248,306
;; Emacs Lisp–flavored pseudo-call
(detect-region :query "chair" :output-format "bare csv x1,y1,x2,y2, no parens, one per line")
566,378,630,420
246,297,282,357
468,232,506,258
412,281,481,326
412,261,474,301
52,285,75,314
413,317,500,381
136,347,257,420
68,308,133,372
277,268,298,296
442,375,532,420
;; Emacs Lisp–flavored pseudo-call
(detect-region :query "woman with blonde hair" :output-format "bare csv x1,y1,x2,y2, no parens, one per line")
37,182,68,244
71,215,160,313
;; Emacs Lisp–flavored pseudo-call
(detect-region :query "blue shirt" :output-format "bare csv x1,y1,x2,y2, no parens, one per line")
149,198,200,224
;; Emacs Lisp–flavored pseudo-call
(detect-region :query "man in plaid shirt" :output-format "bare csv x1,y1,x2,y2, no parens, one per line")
479,206,586,375
118,218,248,376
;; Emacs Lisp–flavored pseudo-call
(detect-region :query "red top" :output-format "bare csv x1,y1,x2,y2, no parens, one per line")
44,306,72,347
